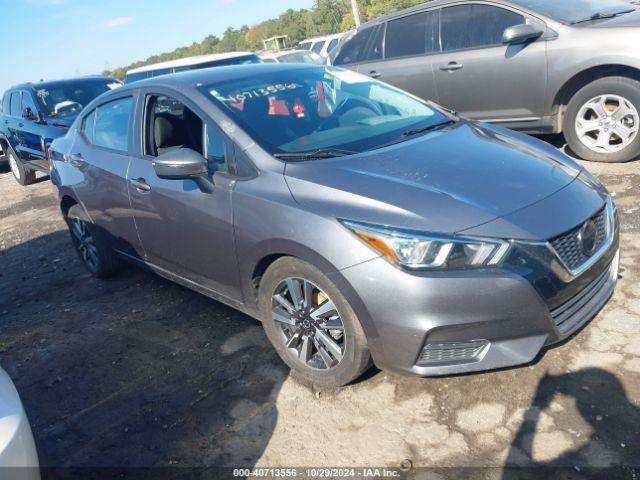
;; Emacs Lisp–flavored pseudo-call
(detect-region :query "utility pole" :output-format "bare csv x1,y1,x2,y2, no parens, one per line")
350,0,361,27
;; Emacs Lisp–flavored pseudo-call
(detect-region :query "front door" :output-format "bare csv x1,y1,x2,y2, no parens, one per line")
127,92,241,302
432,3,548,122
17,90,50,170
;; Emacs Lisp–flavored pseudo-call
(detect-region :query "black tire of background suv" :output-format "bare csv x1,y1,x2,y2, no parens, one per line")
258,257,372,388
6,148,36,186
65,205,122,279
564,76,640,163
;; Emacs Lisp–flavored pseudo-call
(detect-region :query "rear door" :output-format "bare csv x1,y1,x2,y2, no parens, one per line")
127,89,242,302
6,91,23,158
432,3,548,122
70,94,141,257
360,10,439,103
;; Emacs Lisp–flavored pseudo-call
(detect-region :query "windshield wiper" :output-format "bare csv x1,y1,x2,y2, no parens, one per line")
402,119,456,138
571,9,634,24
273,148,355,160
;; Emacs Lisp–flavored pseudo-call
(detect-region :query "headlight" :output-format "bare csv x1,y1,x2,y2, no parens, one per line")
341,220,510,270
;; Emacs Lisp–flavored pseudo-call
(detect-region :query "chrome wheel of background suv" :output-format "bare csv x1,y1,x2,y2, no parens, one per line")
8,152,21,181
575,94,639,154
271,277,346,370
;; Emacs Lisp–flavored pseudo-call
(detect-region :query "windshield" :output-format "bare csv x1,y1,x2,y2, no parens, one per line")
35,79,120,116
511,0,634,23
199,66,450,157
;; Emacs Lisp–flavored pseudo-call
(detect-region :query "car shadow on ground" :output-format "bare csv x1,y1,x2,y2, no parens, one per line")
501,368,640,479
0,230,289,479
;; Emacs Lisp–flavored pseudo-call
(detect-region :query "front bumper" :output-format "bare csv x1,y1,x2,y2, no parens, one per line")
0,369,40,480
331,238,619,377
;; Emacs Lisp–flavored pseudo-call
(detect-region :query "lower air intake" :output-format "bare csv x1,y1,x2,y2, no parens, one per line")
416,339,489,366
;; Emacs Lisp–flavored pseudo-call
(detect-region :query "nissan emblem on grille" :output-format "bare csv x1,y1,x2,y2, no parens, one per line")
579,219,598,256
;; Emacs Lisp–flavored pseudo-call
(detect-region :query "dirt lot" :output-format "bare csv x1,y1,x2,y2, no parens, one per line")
1,141,639,478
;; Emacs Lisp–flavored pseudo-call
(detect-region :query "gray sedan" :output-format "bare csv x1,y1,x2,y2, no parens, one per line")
49,64,619,386
331,0,640,163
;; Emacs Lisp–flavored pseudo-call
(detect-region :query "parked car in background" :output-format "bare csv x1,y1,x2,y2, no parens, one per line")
260,49,324,64
331,0,640,163
124,52,262,83
0,366,40,480
298,33,347,58
0,76,121,185
49,64,618,387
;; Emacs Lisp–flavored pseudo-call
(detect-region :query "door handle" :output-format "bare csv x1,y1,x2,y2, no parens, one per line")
130,177,151,192
368,70,382,79
440,62,464,72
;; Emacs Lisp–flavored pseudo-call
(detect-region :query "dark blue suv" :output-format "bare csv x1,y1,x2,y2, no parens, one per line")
0,76,121,185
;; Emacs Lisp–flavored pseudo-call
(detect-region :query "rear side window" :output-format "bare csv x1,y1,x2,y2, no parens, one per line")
386,11,439,59
2,93,10,113
334,26,377,65
327,38,339,53
298,42,311,50
82,109,97,143
311,41,326,54
10,92,22,117
441,5,525,52
94,97,133,152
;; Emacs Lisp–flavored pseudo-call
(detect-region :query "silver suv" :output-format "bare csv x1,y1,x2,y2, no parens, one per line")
331,0,640,163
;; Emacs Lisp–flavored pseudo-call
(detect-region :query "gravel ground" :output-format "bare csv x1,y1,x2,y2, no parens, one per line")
0,141,639,479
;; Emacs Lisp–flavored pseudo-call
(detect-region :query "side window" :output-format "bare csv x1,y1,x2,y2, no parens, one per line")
2,93,10,114
441,5,525,52
205,124,229,174
10,92,22,117
22,91,38,115
82,109,97,144
334,27,375,66
386,11,438,59
327,38,339,53
144,94,203,157
311,41,325,54
94,97,133,152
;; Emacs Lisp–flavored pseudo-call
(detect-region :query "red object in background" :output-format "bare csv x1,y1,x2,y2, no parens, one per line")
316,81,325,101
269,98,290,116
293,97,305,118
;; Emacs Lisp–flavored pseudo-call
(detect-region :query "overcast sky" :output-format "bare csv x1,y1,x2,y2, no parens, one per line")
0,0,313,93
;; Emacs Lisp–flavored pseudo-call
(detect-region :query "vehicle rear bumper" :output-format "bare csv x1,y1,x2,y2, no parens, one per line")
331,249,619,377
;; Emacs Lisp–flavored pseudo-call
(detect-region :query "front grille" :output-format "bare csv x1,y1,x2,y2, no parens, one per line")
416,340,489,366
551,256,617,336
550,207,608,271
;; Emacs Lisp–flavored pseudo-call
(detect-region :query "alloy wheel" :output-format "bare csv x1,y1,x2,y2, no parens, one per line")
8,152,20,180
271,277,346,370
575,94,639,154
70,218,99,271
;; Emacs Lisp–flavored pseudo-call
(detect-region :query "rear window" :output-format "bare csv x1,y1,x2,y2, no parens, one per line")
10,92,21,117
386,11,439,59
333,25,383,65
93,97,133,152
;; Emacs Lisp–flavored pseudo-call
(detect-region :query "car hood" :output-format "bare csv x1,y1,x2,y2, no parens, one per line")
284,121,583,235
44,111,78,129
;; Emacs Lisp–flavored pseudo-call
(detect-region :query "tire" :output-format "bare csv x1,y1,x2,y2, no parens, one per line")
6,148,36,185
564,76,640,163
65,205,122,278
259,257,371,388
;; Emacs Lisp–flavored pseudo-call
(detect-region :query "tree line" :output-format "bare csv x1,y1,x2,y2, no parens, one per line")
104,0,427,79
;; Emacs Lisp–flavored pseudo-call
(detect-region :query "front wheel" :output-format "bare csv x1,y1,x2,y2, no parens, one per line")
564,77,640,163
259,257,371,388
7,149,36,186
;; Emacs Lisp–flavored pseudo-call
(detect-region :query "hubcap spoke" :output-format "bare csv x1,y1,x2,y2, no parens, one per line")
273,294,296,314
318,317,345,331
313,337,336,368
286,330,302,349
285,278,303,309
272,306,297,326
299,335,312,363
310,299,337,320
315,329,343,361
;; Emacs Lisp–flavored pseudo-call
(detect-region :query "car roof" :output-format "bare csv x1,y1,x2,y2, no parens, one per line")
9,76,119,92
126,52,258,75
261,49,311,59
123,62,322,90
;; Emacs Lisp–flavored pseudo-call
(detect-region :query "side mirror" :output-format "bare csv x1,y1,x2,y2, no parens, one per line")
22,107,40,122
152,148,207,180
502,23,544,45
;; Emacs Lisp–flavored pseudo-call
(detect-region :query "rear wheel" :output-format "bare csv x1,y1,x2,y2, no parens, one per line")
259,257,371,388
65,205,121,278
564,77,640,163
7,149,36,185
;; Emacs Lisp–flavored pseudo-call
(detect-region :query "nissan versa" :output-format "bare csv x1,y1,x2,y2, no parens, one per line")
49,64,620,387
